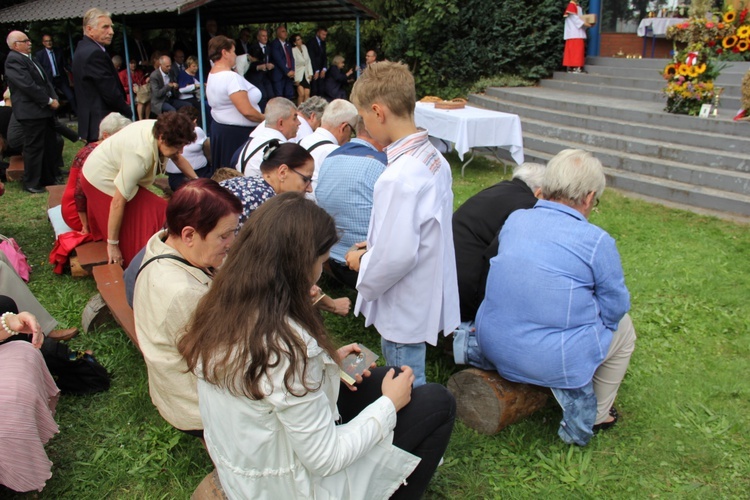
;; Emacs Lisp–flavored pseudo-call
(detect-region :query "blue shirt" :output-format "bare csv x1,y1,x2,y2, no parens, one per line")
475,200,630,389
219,176,275,227
316,139,387,263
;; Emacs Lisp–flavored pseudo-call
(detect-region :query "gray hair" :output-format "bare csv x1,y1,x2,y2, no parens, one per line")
83,7,111,31
512,162,546,192
321,99,358,129
111,55,123,67
265,97,298,129
331,54,345,66
98,112,132,140
542,149,606,204
298,96,328,118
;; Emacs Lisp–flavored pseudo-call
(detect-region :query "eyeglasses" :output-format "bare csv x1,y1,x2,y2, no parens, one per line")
14,39,31,44
345,123,356,138
289,168,312,186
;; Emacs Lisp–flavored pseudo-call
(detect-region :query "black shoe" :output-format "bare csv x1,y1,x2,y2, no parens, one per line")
24,186,45,194
593,407,618,433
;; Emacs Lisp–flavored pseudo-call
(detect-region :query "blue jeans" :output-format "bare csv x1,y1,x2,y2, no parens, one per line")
452,321,495,371
380,339,427,387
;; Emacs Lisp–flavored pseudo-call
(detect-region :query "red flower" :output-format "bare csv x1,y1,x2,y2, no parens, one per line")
741,8,748,24
706,22,715,28
717,48,724,54
733,46,741,53
708,40,716,47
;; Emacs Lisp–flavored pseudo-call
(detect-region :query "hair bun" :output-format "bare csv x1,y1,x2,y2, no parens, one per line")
263,139,281,161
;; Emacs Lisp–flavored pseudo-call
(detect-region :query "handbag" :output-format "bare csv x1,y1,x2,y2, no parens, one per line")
0,234,32,282
40,338,111,395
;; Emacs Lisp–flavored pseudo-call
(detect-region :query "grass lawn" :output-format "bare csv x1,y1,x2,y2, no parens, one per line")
1,145,748,499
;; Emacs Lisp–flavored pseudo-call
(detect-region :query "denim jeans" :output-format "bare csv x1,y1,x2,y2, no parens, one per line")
551,383,597,446
452,321,495,371
381,339,427,387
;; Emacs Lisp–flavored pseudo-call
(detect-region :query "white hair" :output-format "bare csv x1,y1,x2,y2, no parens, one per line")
542,149,606,204
98,113,132,140
298,96,327,118
512,162,546,192
83,7,111,31
321,99,358,129
265,97,297,129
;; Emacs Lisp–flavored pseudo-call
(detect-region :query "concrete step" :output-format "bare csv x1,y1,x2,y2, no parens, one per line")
553,71,743,98
470,92,750,156
540,79,742,110
579,64,748,86
522,146,750,217
587,56,750,75
483,86,748,136
523,130,750,196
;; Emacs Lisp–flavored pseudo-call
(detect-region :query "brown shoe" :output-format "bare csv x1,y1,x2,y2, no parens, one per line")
47,327,79,341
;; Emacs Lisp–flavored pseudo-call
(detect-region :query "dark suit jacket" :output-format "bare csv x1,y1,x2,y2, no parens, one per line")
149,68,174,114
452,178,538,322
235,38,250,56
325,66,350,100
269,39,294,83
33,47,65,82
246,41,270,85
73,36,132,142
4,50,57,120
307,36,327,74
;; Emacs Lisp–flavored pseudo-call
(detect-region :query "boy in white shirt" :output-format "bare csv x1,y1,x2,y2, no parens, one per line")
346,61,460,387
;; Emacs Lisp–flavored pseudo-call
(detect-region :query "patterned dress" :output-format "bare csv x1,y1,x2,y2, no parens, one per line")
219,176,276,227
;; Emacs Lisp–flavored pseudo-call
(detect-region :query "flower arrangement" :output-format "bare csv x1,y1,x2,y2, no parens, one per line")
662,45,723,115
667,3,750,60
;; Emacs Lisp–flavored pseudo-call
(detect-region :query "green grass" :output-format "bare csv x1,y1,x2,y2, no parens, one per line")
1,145,748,498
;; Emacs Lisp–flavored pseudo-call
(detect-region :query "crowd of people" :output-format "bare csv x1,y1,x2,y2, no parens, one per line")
0,6,636,498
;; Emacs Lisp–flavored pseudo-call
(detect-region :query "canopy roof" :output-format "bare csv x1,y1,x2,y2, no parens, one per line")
0,0,378,28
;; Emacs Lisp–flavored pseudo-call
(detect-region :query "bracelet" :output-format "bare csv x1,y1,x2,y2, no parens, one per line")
1,312,19,337
312,292,327,306
107,239,120,245
358,250,367,263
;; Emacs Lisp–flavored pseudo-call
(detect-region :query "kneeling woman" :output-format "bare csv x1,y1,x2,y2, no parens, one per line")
179,193,456,499
134,179,242,438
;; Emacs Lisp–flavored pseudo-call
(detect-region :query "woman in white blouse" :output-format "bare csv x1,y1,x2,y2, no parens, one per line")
290,34,313,106
179,192,456,500
206,36,264,169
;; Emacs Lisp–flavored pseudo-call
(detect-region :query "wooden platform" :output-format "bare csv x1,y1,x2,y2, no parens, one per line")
74,241,108,274
6,155,23,181
46,184,65,209
91,263,138,347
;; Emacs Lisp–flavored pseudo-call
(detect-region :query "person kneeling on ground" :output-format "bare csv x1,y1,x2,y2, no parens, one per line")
474,149,636,446
179,193,456,499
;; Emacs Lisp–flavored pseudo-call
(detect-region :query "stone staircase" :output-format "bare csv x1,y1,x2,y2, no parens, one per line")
469,56,750,220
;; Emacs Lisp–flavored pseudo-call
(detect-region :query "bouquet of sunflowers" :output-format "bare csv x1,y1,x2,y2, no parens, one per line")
662,45,724,115
667,3,750,61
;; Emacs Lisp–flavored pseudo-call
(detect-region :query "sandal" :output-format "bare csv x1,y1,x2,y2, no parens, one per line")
593,406,618,433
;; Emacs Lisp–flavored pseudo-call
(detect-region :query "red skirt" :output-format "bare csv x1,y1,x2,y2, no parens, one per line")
563,38,585,68
81,176,167,267
61,168,82,232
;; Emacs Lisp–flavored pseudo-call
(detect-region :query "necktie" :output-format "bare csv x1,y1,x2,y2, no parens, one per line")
48,50,58,77
29,55,46,80
284,42,291,69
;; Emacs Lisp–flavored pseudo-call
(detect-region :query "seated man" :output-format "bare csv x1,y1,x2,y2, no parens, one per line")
474,149,636,446
298,98,357,196
294,96,327,142
316,116,387,289
234,97,299,177
150,55,191,115
451,163,545,367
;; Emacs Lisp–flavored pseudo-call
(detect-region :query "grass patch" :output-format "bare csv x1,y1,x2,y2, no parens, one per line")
470,75,537,95
0,144,748,498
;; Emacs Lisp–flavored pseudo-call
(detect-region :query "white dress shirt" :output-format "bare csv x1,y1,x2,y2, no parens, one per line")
298,127,339,195
238,127,289,177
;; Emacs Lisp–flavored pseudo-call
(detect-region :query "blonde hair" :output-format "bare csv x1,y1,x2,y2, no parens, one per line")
542,149,606,204
350,61,415,118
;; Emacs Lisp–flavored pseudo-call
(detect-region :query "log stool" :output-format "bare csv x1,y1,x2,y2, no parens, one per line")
191,469,226,500
447,368,549,435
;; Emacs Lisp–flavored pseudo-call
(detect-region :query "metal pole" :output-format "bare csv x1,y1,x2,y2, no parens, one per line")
587,0,602,57
121,18,136,119
355,14,361,73
196,8,207,132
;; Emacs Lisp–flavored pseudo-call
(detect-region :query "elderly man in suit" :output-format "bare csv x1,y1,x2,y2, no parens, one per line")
269,25,295,100
246,28,275,112
73,7,132,143
4,30,61,193
307,27,328,97
34,34,77,115
150,55,191,115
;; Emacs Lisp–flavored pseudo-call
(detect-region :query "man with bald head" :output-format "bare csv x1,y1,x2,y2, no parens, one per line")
4,30,60,193
73,7,132,142
149,55,191,114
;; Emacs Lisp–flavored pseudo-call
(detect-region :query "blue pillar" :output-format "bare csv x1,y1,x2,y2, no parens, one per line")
196,8,207,133
587,0,601,57
121,18,136,119
355,14,361,70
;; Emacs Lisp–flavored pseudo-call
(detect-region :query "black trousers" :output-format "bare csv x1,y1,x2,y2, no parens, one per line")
337,367,456,499
326,258,359,290
17,117,58,189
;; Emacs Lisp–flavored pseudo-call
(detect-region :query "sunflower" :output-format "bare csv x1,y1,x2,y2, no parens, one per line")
696,63,707,74
664,64,677,78
688,65,700,78
723,35,738,48
739,39,750,51
724,11,736,23
678,64,691,76
738,25,750,38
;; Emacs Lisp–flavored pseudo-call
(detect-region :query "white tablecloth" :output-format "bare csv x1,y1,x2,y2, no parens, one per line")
637,18,683,37
414,102,524,165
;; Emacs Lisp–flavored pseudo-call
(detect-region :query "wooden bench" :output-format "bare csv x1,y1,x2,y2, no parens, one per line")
82,263,139,348
191,470,226,500
46,184,65,209
71,241,108,277
447,368,549,435
5,155,23,181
